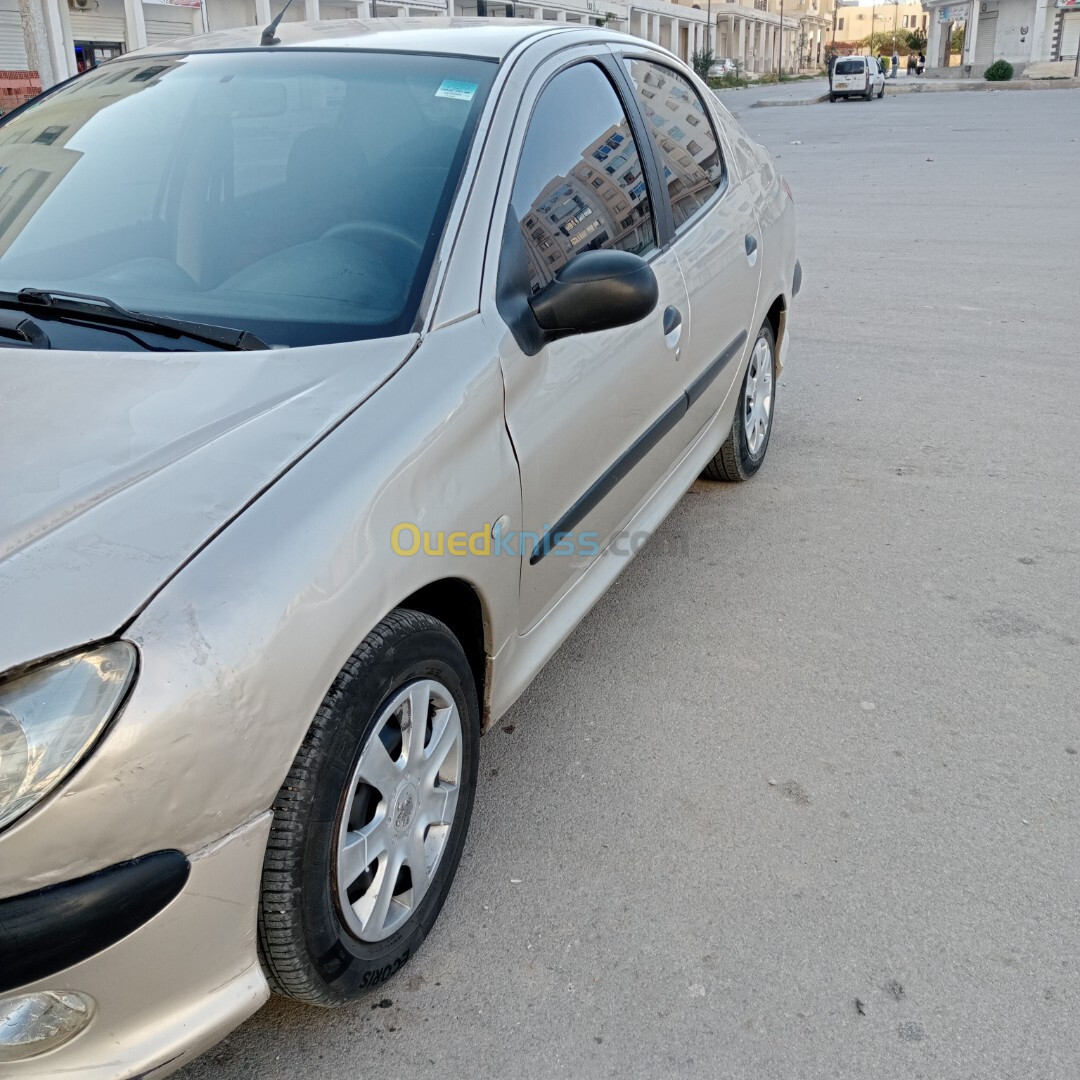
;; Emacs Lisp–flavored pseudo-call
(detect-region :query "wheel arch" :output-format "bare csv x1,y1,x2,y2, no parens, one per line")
765,293,787,358
397,577,494,731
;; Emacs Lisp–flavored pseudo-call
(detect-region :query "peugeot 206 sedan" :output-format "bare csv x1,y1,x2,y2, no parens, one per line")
0,17,798,1077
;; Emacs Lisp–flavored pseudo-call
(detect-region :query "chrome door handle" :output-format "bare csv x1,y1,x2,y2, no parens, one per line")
663,306,682,351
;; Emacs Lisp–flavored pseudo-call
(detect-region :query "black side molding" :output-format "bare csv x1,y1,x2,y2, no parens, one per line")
686,331,746,408
530,331,747,565
793,259,802,297
0,850,190,992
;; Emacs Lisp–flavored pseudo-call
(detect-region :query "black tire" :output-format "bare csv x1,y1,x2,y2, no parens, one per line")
702,320,776,482
878,83,885,98
258,609,480,1005
865,85,874,100
829,92,836,102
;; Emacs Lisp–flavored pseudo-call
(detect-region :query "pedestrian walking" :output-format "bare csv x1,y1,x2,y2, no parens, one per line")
907,52,916,74
917,51,925,75
891,48,899,77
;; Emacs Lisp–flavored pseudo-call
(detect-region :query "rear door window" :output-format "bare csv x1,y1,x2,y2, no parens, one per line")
835,59,865,75
622,58,725,232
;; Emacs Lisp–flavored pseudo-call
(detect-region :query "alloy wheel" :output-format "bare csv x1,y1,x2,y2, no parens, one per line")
335,679,462,942
743,334,774,456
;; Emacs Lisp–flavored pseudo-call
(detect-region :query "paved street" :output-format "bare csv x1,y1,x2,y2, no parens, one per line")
179,90,1080,1080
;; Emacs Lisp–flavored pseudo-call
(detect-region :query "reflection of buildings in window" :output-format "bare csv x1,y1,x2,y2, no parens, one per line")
0,59,180,256
633,62,722,229
518,121,654,293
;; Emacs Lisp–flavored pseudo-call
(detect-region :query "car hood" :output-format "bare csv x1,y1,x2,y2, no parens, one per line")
0,335,417,674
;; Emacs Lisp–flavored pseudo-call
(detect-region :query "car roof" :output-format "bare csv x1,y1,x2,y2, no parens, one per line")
134,16,627,61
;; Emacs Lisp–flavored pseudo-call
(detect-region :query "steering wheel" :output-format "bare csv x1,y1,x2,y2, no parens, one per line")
320,221,424,257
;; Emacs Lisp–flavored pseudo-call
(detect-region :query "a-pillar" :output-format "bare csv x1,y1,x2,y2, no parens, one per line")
122,0,147,52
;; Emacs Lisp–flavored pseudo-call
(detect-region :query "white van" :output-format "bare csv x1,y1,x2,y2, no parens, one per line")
830,56,885,101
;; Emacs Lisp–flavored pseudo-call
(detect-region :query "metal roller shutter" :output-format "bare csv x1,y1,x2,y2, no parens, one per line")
973,11,997,65
145,10,195,44
0,10,28,69
68,13,127,42
1061,11,1080,58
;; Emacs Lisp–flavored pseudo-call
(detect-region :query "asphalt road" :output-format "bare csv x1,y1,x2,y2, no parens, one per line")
178,89,1080,1080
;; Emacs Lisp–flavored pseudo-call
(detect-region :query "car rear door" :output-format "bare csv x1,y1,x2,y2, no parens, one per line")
482,50,691,633
619,52,762,433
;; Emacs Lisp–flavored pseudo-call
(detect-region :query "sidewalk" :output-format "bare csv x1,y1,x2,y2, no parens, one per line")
718,71,1080,109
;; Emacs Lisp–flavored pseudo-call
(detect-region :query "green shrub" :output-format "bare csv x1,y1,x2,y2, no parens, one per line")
757,72,780,84
691,49,714,80
707,73,749,89
984,59,1014,81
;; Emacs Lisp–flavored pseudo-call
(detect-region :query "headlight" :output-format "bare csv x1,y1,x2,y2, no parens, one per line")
0,642,136,832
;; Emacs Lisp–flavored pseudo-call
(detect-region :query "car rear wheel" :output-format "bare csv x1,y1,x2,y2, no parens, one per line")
702,320,776,482
258,609,480,1005
829,92,837,102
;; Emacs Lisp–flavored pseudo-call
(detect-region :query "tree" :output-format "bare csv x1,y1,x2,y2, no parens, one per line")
950,24,965,54
903,28,927,52
691,48,714,80
862,31,911,55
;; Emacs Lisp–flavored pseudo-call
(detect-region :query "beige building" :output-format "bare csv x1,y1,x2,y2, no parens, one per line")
765,0,836,67
831,0,930,46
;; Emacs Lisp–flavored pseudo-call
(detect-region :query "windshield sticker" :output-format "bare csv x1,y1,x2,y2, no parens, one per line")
435,79,478,102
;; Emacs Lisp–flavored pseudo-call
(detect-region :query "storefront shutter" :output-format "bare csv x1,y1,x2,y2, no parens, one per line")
1061,11,1080,57
973,10,997,65
0,10,29,69
145,9,196,43
68,13,128,43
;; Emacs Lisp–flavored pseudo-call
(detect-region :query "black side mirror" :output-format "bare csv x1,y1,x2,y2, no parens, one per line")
528,249,659,338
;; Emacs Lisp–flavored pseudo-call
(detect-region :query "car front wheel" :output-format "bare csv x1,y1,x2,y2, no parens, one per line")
703,320,776,482
258,609,480,1004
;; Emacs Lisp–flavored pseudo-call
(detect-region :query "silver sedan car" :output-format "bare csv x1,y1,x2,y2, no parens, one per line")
0,18,798,1077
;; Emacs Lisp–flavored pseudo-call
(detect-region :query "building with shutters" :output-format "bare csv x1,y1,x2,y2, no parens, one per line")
921,0,1078,73
12,0,813,91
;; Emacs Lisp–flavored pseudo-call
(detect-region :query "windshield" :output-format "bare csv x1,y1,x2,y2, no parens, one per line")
0,51,495,348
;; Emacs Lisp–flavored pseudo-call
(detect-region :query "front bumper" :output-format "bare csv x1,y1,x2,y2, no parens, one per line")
2,812,272,1079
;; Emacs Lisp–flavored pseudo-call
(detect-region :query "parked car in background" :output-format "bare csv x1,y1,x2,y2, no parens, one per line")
830,55,885,100
709,57,737,76
0,18,798,1078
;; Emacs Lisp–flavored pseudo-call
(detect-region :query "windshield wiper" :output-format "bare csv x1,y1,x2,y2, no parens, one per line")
0,308,50,348
1,288,270,351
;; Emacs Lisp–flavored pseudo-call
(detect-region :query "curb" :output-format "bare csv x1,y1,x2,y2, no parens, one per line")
888,77,1080,92
750,77,1080,106
750,93,829,107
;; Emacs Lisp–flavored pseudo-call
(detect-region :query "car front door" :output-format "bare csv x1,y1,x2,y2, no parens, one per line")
484,54,690,633
620,53,762,433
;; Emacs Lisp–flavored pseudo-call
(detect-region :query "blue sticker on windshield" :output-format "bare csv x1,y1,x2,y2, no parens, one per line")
435,79,478,102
